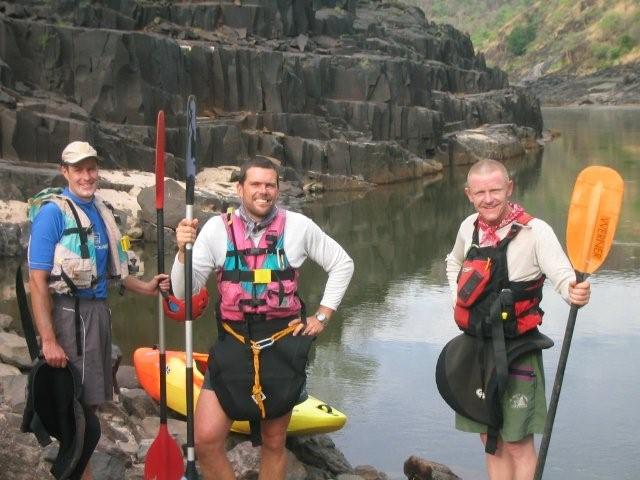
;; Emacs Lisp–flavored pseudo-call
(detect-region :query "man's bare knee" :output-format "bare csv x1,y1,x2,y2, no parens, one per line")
260,414,290,452
195,425,226,451
503,435,536,460
261,428,286,452
194,389,232,456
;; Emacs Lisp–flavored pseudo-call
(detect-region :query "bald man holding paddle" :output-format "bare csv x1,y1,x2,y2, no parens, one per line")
438,159,591,480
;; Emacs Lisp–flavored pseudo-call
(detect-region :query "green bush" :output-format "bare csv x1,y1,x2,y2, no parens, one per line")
471,28,492,47
430,2,449,17
619,34,636,52
506,21,537,56
592,43,609,60
600,11,623,35
495,5,516,26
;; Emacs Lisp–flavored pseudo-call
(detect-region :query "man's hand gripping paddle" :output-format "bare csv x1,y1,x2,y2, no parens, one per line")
144,111,184,480
534,166,624,479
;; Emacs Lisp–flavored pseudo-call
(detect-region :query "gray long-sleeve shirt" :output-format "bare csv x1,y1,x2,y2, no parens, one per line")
171,209,354,311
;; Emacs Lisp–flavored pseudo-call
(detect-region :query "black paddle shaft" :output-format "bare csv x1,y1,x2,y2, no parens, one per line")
534,271,586,479
157,207,169,424
184,94,199,479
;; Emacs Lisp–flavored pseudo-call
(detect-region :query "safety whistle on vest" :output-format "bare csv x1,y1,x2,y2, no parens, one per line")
499,288,514,320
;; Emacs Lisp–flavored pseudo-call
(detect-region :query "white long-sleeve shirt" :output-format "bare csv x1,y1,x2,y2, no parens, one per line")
171,209,354,311
445,213,576,306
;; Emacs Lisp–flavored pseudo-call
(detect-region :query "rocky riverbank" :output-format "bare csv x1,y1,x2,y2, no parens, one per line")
521,63,640,106
0,310,461,480
0,117,543,259
0,160,379,257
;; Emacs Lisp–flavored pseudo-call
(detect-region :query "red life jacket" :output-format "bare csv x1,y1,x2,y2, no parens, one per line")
454,212,545,338
216,209,301,322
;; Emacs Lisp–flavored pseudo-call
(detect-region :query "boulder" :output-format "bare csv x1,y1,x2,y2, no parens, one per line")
0,313,13,330
0,410,52,480
287,434,354,477
355,464,389,480
443,123,541,167
227,440,308,480
0,331,31,368
120,388,160,419
0,372,27,410
115,365,140,390
403,455,461,480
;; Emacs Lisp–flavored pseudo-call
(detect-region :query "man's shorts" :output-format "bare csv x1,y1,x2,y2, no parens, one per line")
53,296,113,406
455,350,547,442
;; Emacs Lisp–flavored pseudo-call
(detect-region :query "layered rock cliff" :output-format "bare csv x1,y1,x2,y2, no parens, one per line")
0,0,541,193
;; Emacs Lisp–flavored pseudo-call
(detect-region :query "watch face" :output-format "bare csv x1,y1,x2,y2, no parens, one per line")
316,313,327,323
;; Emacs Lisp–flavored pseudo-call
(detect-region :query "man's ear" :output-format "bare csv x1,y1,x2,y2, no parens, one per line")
464,186,474,203
506,179,514,197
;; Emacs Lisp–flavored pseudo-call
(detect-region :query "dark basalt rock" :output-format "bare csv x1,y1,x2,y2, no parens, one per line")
0,0,541,187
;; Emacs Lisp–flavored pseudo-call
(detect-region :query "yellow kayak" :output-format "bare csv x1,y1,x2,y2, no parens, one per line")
133,347,347,436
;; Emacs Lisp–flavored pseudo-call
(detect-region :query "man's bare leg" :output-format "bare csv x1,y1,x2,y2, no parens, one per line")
482,433,515,480
194,389,235,480
503,434,537,480
258,412,292,480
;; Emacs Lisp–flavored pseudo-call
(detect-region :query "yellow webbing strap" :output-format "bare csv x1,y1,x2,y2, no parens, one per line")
222,321,298,418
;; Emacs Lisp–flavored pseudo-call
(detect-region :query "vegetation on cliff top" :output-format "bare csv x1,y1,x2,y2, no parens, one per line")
404,0,640,80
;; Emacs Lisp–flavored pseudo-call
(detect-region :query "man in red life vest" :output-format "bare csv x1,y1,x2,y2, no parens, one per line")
444,159,590,480
172,156,353,480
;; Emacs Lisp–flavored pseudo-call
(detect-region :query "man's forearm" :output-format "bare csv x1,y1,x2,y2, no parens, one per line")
122,276,155,296
29,275,56,343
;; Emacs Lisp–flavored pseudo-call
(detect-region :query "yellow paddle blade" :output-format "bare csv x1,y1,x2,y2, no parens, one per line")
566,166,624,274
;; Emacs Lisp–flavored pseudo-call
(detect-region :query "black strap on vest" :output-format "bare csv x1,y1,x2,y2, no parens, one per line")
485,289,513,454
59,198,94,356
471,221,522,251
63,198,91,260
226,244,278,257
59,270,84,357
220,268,295,283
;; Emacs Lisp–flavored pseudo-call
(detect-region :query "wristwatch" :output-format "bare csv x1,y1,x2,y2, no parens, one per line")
315,312,328,325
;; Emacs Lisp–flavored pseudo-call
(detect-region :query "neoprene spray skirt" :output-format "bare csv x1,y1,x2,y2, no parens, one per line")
208,317,314,421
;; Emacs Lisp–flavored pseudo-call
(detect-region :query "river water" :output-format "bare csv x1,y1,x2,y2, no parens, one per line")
2,107,639,479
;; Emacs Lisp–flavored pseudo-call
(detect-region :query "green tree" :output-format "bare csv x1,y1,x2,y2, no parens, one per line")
506,21,536,56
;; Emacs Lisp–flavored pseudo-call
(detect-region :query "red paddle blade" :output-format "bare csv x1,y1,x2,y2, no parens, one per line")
155,111,166,210
144,424,183,480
